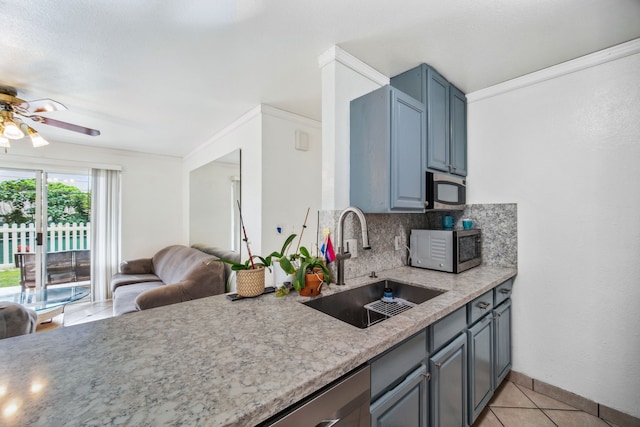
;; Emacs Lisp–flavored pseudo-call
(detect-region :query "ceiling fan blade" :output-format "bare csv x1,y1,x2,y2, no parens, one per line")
22,98,68,113
30,115,101,136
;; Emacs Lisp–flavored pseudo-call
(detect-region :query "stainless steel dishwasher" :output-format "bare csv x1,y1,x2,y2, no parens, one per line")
267,365,370,427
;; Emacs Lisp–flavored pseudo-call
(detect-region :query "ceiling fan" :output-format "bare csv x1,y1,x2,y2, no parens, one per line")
0,85,100,150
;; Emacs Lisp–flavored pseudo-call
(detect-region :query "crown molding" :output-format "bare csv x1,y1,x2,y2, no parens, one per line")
260,104,321,129
185,104,320,161
467,38,640,103
318,45,389,86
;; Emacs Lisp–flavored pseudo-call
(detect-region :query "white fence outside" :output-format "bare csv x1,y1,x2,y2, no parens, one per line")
0,223,90,269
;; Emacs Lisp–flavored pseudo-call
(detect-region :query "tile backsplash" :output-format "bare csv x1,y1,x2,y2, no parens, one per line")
318,203,517,282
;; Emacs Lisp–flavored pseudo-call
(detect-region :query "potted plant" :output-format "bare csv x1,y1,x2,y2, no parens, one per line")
293,246,331,297
217,255,271,297
265,233,298,296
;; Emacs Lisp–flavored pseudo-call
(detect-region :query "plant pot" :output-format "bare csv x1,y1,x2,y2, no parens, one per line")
299,270,324,297
236,266,265,297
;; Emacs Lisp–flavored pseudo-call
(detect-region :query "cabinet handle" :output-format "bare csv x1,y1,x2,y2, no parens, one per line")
422,372,431,381
499,288,511,294
493,312,501,319
435,362,442,368
316,420,340,427
477,301,490,310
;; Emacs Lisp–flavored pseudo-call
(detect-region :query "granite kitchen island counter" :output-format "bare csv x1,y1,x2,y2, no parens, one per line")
0,265,516,426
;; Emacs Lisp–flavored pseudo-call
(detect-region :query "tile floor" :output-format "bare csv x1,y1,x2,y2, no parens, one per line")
474,380,620,427
36,298,113,332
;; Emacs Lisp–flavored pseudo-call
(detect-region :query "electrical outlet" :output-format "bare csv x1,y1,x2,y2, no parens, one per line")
345,239,358,258
394,236,402,251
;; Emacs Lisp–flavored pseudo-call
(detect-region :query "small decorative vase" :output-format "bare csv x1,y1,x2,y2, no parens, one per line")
299,270,324,297
236,266,265,297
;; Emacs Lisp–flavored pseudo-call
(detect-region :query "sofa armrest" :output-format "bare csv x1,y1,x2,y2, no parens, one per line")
120,258,153,274
134,283,186,311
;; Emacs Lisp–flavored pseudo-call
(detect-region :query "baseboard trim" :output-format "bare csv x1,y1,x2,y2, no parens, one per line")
508,370,640,427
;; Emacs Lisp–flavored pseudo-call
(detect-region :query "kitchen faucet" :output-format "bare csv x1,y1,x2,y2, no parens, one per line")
336,206,371,286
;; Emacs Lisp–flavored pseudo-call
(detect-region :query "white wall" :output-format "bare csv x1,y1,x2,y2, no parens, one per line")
467,50,640,417
183,105,322,265
320,47,388,210
183,109,263,258
1,141,183,260
261,109,322,263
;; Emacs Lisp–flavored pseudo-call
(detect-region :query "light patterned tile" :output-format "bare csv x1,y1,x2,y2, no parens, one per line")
517,383,579,410
490,381,537,408
473,408,502,427
491,407,556,427
544,409,611,427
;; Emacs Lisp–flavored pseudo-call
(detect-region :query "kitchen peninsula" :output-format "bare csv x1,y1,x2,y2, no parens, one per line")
0,265,516,426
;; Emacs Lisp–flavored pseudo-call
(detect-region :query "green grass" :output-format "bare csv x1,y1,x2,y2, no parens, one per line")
0,268,20,288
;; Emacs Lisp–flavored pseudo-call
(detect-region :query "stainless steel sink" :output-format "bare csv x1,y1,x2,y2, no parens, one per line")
302,280,445,329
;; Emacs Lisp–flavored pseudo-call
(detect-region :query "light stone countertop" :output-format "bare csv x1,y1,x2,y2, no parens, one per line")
0,265,516,426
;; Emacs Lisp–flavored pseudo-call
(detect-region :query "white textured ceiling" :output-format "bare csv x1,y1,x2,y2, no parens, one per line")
1,0,639,157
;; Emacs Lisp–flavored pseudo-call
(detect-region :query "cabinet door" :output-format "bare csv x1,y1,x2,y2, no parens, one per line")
426,68,450,173
430,333,468,427
493,299,512,385
370,364,428,427
468,314,494,424
390,89,426,211
449,85,467,177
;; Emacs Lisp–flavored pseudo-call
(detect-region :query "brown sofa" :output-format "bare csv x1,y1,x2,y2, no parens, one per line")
111,245,228,316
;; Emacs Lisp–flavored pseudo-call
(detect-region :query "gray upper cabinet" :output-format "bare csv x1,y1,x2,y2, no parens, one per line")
350,85,426,213
426,67,450,174
449,85,468,176
391,64,468,177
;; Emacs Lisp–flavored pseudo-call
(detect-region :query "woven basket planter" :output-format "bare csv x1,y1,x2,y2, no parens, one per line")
236,266,266,297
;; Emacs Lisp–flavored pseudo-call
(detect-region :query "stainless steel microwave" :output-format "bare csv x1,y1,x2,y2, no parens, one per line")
426,172,466,210
410,228,482,273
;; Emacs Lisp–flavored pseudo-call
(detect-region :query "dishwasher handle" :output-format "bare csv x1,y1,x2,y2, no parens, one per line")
316,420,340,427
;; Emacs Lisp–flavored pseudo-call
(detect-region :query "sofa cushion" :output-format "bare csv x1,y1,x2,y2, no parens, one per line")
119,258,153,274
113,281,164,316
110,273,160,292
191,243,240,282
152,245,216,285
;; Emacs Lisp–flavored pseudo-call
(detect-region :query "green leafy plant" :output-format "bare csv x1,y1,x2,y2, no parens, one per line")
266,233,297,275
293,246,331,291
216,255,271,271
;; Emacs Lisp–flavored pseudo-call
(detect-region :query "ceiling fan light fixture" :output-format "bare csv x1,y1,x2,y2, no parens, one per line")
2,118,24,140
29,130,49,148
20,123,49,147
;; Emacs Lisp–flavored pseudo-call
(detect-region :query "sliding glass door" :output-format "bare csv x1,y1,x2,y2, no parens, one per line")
0,167,91,296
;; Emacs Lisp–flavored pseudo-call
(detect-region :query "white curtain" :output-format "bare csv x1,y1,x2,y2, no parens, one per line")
90,168,121,302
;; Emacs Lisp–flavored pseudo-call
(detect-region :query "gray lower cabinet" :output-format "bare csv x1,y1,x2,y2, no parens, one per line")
350,85,426,213
429,333,468,427
365,279,513,427
467,313,494,424
493,299,512,385
370,364,429,427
